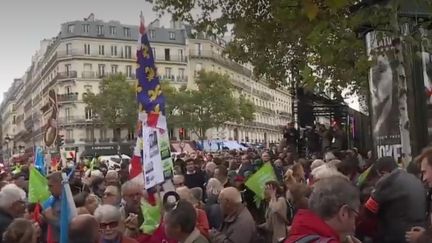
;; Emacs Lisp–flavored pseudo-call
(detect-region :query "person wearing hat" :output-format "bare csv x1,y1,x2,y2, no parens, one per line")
360,156,426,243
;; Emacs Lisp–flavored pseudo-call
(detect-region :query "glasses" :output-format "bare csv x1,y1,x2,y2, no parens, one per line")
347,206,360,217
100,221,119,229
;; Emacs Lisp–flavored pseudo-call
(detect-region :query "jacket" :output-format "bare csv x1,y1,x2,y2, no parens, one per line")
0,209,14,243
205,195,223,229
285,209,340,243
261,197,288,243
210,205,257,243
182,228,209,243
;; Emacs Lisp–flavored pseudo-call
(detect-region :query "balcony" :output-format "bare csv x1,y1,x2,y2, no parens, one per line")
57,71,77,79
24,117,33,130
176,76,188,82
58,116,92,125
24,100,32,112
57,93,79,103
189,50,252,77
57,49,135,60
65,139,75,144
154,55,188,63
82,71,96,79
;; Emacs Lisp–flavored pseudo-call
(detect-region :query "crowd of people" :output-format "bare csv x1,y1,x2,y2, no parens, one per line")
0,133,432,243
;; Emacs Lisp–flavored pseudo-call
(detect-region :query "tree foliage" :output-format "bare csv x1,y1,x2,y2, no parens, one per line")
147,0,432,95
161,71,256,138
83,74,138,130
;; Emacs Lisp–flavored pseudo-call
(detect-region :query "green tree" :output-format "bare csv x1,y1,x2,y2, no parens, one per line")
161,71,256,139
147,0,432,94
83,74,138,131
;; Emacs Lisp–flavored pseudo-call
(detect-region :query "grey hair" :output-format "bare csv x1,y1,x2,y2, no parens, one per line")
311,164,346,181
310,160,325,170
94,204,122,222
206,178,223,196
0,184,26,209
308,176,360,220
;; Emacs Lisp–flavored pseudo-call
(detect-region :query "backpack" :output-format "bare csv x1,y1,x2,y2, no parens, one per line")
295,235,334,243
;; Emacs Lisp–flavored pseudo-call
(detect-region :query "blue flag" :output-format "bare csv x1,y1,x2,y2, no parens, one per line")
59,171,77,243
136,13,166,116
34,146,45,176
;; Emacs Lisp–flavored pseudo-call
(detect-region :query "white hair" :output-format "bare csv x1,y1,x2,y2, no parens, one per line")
94,204,122,222
0,184,26,209
311,159,325,170
311,164,346,181
206,178,223,196
324,152,337,162
121,180,143,195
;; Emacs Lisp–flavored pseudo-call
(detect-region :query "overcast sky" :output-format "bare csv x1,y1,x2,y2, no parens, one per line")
0,0,167,102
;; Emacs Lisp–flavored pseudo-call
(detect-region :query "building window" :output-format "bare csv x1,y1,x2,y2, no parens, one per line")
66,43,72,55
125,46,132,59
123,27,130,37
67,24,74,33
111,46,117,56
98,64,105,77
169,32,175,40
113,128,121,141
110,26,116,35
126,65,132,78
64,107,71,121
65,64,71,75
100,128,107,139
195,43,202,55
111,65,118,74
98,45,105,55
164,49,170,61
97,25,104,35
178,68,185,81
82,24,90,33
178,49,183,61
150,30,155,38
85,107,93,120
152,48,156,58
127,129,135,141
84,44,91,55
66,129,73,140
165,67,172,79
65,86,72,94
86,128,93,140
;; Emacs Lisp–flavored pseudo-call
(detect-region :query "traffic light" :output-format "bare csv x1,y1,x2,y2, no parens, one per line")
57,135,65,147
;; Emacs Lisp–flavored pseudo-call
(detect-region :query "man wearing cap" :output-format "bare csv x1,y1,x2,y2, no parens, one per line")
362,156,426,243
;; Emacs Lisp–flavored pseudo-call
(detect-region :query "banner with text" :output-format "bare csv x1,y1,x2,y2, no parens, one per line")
366,31,402,160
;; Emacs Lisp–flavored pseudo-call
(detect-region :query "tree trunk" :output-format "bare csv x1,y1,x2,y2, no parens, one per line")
394,33,412,166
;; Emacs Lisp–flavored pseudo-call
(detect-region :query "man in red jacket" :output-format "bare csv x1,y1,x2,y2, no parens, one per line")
285,176,361,243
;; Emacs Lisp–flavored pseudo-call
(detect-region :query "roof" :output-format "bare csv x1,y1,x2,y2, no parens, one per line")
60,18,187,45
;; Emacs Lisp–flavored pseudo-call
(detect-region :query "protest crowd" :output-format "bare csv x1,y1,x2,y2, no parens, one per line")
0,122,431,243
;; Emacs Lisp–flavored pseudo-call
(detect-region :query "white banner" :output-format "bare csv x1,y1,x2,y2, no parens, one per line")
142,126,165,189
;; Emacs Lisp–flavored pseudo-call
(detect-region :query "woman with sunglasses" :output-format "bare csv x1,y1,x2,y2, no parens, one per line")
94,204,137,243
